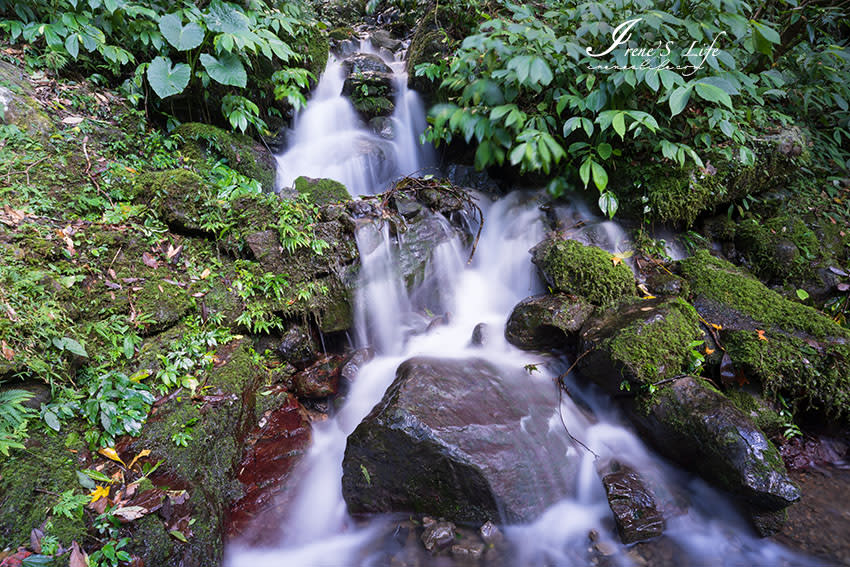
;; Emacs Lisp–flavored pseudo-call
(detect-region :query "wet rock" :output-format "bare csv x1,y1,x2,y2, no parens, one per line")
421,519,455,553
370,29,402,52
341,53,395,120
277,323,318,368
369,115,395,139
627,376,800,534
578,297,703,394
645,272,688,297
341,347,374,385
342,357,579,524
292,355,344,399
530,237,635,305
227,392,311,542
505,294,593,351
601,465,665,544
452,541,485,559
470,323,489,347
479,521,503,545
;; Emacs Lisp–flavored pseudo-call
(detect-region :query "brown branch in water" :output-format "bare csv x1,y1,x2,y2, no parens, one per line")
552,349,599,459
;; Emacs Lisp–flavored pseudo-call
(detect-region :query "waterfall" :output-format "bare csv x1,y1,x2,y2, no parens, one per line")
226,37,819,567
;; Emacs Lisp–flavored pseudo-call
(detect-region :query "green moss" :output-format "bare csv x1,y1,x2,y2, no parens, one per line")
606,297,703,384
680,250,850,419
725,389,786,437
328,27,355,40
0,426,87,547
532,239,635,305
680,250,848,339
174,123,275,191
733,216,822,283
303,25,330,81
618,132,809,226
294,176,351,206
135,279,193,335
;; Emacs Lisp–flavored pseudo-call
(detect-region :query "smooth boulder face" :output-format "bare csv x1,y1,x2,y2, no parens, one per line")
601,465,665,544
505,294,593,351
629,376,800,533
342,357,579,524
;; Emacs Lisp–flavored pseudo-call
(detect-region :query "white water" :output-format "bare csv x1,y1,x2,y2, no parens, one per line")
227,41,817,567
274,41,433,197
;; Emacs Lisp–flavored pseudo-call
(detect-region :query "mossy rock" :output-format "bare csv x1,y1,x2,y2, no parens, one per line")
328,26,356,41
530,237,635,305
679,250,850,420
302,24,330,81
504,293,594,351
628,376,799,535
175,123,276,191
294,176,351,206
123,339,267,567
0,61,54,138
578,296,703,393
0,426,88,548
131,168,209,233
134,279,194,336
725,388,786,438
615,128,810,226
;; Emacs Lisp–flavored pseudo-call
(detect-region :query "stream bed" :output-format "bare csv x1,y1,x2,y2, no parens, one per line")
226,42,825,567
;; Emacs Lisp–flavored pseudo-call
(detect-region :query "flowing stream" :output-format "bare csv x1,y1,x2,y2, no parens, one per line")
227,44,817,566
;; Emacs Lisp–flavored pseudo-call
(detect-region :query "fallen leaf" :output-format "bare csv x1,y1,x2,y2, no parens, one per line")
142,252,159,269
104,280,122,290
169,529,189,543
200,268,211,279
113,505,149,522
829,266,849,277
30,527,43,553
641,295,656,300
108,268,118,279
166,244,183,260
127,449,151,470
611,257,622,266
705,347,715,355
69,541,88,567
90,485,110,504
62,115,84,125
838,283,850,292
756,329,768,341
1,340,13,361
710,322,723,330
98,447,127,467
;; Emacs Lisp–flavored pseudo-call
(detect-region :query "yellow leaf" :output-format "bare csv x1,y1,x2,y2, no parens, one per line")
200,268,211,279
611,257,622,266
756,329,768,341
98,447,126,467
90,485,110,503
710,323,723,330
705,347,715,355
127,449,151,470
641,295,656,300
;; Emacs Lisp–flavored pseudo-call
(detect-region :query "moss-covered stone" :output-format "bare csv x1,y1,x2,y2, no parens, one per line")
131,168,209,233
175,123,276,191
302,25,330,81
615,128,810,226
504,293,594,351
0,426,88,547
679,250,850,419
578,297,703,393
0,61,54,138
726,388,786,438
531,237,635,305
135,279,193,335
124,339,267,567
294,176,351,206
627,376,799,535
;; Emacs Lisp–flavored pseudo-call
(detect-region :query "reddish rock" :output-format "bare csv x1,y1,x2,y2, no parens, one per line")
292,354,346,399
226,393,311,542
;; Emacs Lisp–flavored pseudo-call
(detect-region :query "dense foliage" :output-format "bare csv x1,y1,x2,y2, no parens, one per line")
0,0,323,132
418,0,850,216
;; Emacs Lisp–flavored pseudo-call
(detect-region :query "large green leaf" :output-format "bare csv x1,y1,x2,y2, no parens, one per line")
669,85,692,116
159,13,204,51
695,82,734,110
200,52,247,87
205,1,250,34
146,56,191,98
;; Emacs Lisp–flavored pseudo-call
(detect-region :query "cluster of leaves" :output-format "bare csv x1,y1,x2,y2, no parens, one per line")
418,0,850,217
0,0,322,131
0,389,36,456
155,322,235,393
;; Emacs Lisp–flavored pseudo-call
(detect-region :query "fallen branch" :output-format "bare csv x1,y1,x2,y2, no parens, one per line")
553,349,599,459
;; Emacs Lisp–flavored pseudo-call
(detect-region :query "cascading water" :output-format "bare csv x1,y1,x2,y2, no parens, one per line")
227,40,819,567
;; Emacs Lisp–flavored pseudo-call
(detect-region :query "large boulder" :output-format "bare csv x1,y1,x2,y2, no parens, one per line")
531,237,634,305
679,250,850,421
294,176,351,206
627,376,800,534
0,61,53,138
578,297,704,395
504,294,593,351
341,357,579,524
